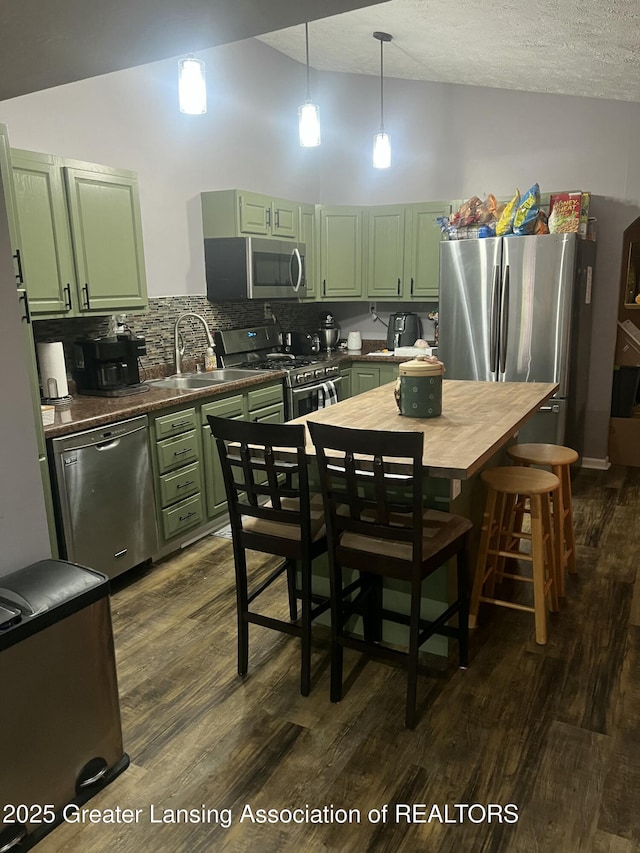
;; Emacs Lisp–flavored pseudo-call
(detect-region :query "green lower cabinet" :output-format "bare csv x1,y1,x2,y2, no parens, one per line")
339,368,352,400
202,415,244,518
350,362,398,396
161,493,205,540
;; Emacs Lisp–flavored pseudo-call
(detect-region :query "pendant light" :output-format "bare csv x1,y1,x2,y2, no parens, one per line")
299,23,321,147
372,32,392,169
178,55,206,115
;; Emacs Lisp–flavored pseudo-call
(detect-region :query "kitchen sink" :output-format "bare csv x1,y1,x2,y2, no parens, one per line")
148,369,270,390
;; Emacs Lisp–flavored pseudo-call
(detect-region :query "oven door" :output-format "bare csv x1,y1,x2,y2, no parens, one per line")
287,376,343,420
250,239,306,299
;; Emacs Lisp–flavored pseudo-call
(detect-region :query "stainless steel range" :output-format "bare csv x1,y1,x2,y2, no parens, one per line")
215,326,343,420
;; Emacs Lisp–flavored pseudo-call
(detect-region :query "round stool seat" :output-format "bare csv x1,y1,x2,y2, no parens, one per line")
508,443,579,467
481,466,559,496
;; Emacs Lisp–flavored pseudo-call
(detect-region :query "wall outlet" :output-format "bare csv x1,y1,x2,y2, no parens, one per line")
369,302,377,314
263,302,272,320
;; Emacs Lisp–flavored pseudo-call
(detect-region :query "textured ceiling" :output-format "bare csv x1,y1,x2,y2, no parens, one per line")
258,0,640,102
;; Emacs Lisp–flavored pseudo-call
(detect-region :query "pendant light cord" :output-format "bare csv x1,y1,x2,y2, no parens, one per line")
305,22,311,101
379,37,385,131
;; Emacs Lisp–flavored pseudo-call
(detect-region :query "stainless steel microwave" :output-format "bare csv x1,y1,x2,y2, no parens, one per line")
204,236,306,300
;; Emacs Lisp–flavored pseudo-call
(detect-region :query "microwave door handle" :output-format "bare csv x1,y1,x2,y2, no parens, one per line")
290,248,302,292
499,265,510,375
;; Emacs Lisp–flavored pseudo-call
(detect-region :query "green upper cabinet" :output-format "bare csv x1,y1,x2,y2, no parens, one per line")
12,149,148,317
299,203,317,300
318,206,363,299
64,166,148,313
404,201,451,300
364,201,449,301
12,150,76,314
0,124,23,286
201,189,299,240
365,205,406,299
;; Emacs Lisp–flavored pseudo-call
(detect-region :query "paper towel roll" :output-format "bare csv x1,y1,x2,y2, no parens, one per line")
37,341,69,400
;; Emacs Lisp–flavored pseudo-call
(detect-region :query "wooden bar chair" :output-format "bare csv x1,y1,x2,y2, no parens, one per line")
207,415,330,696
308,421,472,730
469,466,560,644
507,443,579,597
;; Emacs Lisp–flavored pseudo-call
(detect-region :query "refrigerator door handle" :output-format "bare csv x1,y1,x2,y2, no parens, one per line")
499,264,510,374
490,265,501,375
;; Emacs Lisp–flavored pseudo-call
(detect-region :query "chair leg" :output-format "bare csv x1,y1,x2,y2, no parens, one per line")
329,558,344,704
529,495,548,645
234,546,250,677
300,559,312,697
405,576,423,729
457,541,470,669
286,559,298,621
469,485,498,628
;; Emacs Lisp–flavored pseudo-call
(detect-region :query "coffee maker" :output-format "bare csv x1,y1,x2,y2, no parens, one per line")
72,335,149,397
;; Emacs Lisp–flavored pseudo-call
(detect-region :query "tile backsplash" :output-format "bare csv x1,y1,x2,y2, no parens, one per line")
33,296,321,375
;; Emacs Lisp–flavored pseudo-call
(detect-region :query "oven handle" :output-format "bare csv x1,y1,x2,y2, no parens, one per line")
290,375,342,397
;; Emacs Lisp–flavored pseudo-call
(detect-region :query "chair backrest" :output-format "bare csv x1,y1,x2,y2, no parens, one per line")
207,415,312,554
308,421,424,565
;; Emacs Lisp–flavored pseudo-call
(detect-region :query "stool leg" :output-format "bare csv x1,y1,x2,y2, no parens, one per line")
542,493,559,613
486,490,506,597
550,472,565,598
469,485,498,628
529,494,548,645
561,464,577,576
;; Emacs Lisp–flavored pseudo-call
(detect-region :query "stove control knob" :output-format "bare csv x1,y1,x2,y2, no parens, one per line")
326,365,338,376
314,369,324,378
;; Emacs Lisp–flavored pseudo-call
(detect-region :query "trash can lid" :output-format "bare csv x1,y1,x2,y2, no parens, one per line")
0,559,109,651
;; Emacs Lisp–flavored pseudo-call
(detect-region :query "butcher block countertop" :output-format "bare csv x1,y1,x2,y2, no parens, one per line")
290,379,558,480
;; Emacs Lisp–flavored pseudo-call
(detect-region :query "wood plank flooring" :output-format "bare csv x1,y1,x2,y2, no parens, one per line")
35,465,640,852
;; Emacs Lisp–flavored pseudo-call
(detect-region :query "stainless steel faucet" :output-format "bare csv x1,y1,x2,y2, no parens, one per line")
173,312,215,374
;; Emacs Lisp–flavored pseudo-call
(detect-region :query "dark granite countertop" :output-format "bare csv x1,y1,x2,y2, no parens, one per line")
41,351,414,438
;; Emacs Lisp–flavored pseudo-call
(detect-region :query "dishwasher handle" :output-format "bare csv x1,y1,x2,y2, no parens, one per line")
95,438,121,451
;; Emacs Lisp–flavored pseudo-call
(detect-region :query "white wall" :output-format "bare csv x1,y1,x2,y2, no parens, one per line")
2,38,639,461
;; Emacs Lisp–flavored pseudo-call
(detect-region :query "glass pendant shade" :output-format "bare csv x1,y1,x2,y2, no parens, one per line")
178,57,206,115
299,100,321,147
373,131,391,169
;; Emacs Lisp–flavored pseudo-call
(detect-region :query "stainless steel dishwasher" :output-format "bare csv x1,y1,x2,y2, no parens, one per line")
50,415,158,579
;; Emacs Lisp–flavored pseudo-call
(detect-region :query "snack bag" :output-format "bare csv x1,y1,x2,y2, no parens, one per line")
495,189,520,236
533,210,549,235
513,183,540,235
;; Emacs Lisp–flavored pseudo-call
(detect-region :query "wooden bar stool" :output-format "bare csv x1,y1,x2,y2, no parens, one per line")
469,466,560,644
507,443,578,597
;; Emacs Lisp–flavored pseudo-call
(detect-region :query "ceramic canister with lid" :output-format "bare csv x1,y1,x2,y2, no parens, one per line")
394,356,444,418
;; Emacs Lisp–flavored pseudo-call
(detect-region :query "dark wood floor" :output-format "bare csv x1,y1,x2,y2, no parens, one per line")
37,466,640,852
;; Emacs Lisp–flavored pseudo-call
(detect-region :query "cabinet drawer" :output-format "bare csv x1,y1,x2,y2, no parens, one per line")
249,402,285,424
161,493,204,540
155,408,197,439
201,394,245,423
156,430,199,474
247,382,284,412
158,461,201,508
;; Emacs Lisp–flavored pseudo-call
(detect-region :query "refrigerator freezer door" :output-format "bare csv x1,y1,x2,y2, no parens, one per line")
439,238,503,380
500,234,576,394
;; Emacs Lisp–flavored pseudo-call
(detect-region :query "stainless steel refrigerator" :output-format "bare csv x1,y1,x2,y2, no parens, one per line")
438,233,595,454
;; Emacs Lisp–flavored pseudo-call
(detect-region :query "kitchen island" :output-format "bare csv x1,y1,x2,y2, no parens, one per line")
290,379,559,653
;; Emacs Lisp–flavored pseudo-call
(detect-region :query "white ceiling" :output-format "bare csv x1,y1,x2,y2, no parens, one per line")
258,0,640,103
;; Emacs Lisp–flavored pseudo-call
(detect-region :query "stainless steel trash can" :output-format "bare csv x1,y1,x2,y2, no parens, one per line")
0,559,129,851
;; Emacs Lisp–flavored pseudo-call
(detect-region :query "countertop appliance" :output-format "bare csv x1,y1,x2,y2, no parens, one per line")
318,311,341,353
72,335,149,397
0,559,128,851
216,325,343,420
283,330,318,356
49,415,158,579
438,232,595,453
204,236,306,300
387,312,422,350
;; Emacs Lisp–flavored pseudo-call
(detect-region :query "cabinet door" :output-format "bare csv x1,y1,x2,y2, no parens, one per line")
351,365,380,395
378,363,399,386
64,167,148,312
339,368,352,400
299,204,317,299
271,198,298,239
405,202,450,299
12,151,75,315
366,205,405,298
238,191,271,235
319,206,363,299
0,124,23,285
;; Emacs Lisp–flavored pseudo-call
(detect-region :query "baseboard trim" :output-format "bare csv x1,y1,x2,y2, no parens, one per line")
581,456,611,470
